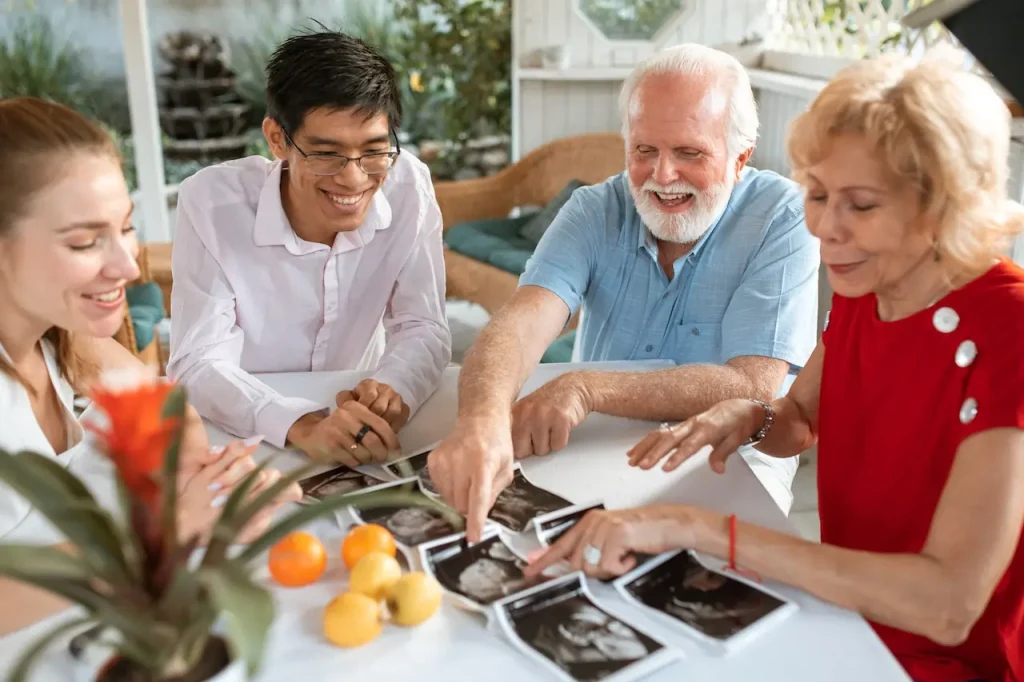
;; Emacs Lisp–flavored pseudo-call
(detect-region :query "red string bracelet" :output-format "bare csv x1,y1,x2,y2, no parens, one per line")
724,513,762,583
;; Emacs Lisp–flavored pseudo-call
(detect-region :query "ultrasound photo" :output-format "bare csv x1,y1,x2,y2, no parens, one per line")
621,550,787,642
384,451,438,496
536,503,606,545
298,466,387,502
422,532,546,606
488,469,572,533
349,480,460,547
500,575,668,682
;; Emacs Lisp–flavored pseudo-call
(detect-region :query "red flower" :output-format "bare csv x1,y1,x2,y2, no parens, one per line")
88,378,181,508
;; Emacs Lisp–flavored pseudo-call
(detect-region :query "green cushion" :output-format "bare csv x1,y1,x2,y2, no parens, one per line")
540,330,577,364
444,216,538,276
126,282,165,349
519,179,587,245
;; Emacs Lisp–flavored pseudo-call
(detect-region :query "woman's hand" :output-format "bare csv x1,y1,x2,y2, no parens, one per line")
235,469,303,544
627,398,765,474
523,506,700,581
176,441,259,543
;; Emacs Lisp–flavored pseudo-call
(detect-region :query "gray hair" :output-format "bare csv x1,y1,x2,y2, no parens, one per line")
618,43,760,158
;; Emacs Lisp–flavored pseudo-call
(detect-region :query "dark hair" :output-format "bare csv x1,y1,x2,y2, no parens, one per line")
265,28,403,138
0,97,116,389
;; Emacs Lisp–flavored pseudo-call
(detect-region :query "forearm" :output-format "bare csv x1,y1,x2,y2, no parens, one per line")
689,508,971,645
457,318,534,420
580,364,773,422
0,543,77,635
170,356,322,449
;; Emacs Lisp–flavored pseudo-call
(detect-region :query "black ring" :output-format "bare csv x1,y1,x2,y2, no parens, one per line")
353,424,372,446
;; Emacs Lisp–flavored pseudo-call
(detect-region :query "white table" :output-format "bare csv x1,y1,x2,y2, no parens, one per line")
0,362,910,682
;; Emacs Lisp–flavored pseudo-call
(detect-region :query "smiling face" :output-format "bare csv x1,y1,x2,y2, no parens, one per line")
265,107,393,245
0,153,139,342
803,133,936,299
625,72,749,244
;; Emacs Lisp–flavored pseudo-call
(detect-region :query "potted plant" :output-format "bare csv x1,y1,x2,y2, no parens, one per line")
0,372,455,682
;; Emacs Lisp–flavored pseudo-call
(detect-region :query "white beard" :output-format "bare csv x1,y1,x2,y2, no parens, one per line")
630,174,736,245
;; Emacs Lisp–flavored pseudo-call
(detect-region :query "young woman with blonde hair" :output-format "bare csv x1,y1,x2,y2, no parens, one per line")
0,98,301,633
527,55,1024,681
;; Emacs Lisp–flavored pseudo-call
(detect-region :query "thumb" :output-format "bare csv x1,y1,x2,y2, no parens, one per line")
335,390,355,408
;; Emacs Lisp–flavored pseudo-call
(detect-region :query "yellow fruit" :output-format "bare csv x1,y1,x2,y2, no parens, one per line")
386,572,443,626
349,552,403,601
323,593,382,648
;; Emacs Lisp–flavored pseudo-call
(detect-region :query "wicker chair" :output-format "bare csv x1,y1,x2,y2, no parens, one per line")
114,245,164,371
435,132,626,316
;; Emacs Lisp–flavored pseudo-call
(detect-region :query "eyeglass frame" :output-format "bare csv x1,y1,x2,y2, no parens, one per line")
278,123,401,176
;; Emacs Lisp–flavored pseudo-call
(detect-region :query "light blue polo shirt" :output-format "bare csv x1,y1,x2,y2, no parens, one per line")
519,167,820,372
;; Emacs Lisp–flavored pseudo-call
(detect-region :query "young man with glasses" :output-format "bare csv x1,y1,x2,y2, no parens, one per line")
167,30,451,466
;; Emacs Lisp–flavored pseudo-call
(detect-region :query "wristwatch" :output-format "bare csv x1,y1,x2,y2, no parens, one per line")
744,398,774,445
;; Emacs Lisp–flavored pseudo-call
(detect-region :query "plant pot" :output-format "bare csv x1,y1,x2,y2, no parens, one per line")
76,636,245,682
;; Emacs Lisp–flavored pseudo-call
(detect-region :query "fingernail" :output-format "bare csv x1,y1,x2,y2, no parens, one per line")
208,482,222,492
211,495,228,508
210,445,225,456
526,548,546,563
243,435,265,448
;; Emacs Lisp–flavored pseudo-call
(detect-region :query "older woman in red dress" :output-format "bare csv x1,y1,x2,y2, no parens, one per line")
526,54,1024,682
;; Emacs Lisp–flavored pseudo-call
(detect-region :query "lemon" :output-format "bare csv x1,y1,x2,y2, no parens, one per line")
323,593,382,648
386,572,443,626
349,552,403,601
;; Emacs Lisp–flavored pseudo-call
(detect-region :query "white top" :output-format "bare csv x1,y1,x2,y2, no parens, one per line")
0,340,99,544
166,153,453,449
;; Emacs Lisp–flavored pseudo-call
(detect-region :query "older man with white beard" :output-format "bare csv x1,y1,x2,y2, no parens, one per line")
427,44,820,541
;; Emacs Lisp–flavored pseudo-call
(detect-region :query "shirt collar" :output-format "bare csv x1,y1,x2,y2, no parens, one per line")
252,160,394,256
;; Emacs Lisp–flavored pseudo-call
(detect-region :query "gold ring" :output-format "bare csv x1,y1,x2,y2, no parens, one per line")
349,443,358,451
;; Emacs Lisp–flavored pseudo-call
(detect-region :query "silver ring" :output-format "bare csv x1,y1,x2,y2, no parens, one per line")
583,545,602,566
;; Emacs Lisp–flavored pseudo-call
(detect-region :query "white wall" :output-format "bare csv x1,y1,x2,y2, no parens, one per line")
513,0,766,157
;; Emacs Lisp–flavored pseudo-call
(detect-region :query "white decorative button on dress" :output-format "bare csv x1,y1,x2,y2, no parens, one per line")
933,307,960,333
955,340,977,368
959,397,978,424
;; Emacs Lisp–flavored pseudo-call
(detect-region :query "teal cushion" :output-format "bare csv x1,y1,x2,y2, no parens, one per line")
540,330,577,364
519,180,586,245
125,282,164,349
444,216,538,276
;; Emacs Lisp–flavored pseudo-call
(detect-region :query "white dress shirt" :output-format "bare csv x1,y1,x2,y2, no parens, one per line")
0,341,114,544
167,153,452,449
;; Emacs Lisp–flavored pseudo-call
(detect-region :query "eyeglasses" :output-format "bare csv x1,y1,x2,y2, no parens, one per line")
280,126,400,176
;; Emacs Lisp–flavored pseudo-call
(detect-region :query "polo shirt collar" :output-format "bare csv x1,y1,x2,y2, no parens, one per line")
253,160,393,255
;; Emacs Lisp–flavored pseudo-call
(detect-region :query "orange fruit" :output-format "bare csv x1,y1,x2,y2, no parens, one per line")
268,532,327,587
342,524,396,570
386,572,443,626
323,593,382,648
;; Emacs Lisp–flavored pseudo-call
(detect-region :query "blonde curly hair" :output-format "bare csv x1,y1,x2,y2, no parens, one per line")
787,53,1024,273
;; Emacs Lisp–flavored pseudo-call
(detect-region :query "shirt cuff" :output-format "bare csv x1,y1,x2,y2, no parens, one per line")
255,396,328,449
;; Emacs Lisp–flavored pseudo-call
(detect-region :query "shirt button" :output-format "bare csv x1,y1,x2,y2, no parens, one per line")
691,327,700,336
645,344,653,352
933,307,959,333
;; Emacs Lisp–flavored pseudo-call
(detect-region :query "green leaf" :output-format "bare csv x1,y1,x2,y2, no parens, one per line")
161,385,188,556
0,449,130,582
6,616,94,682
0,545,93,582
199,564,274,676
233,485,463,566
198,465,268,570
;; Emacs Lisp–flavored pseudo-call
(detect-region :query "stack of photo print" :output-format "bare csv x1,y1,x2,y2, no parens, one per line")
298,449,798,681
